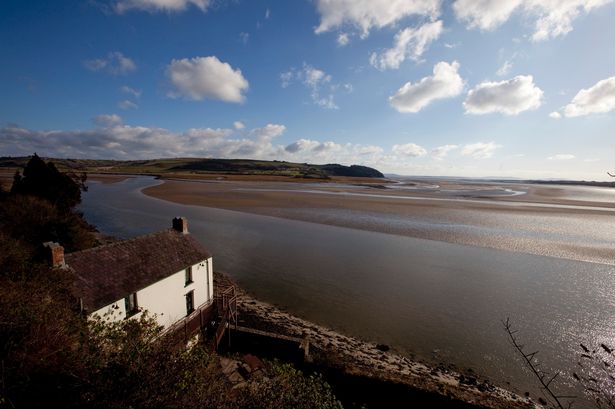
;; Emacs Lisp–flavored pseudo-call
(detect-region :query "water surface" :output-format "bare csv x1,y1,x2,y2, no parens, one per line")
80,176,615,402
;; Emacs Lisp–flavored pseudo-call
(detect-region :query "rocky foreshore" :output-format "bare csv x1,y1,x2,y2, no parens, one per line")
216,273,538,409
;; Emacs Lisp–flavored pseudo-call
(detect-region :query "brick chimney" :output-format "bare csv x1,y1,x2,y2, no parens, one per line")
43,242,65,268
172,217,189,234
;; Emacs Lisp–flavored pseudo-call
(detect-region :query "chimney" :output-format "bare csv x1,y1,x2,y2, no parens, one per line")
43,242,65,268
172,217,189,234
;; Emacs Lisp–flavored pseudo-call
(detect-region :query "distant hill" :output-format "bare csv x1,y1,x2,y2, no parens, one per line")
0,156,384,179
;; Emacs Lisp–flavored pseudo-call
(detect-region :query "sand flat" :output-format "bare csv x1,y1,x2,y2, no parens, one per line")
142,178,615,265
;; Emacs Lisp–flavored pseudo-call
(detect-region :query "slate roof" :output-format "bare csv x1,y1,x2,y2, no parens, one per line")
66,229,212,312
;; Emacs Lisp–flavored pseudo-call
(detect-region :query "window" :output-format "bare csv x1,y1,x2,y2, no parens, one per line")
185,266,193,286
185,291,194,315
124,292,138,317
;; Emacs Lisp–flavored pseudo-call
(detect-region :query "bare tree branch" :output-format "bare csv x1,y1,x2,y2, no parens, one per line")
503,318,573,409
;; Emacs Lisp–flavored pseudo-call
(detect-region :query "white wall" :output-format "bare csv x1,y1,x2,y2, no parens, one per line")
90,256,214,329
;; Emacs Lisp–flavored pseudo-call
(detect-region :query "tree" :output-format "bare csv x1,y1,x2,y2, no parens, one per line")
10,153,86,212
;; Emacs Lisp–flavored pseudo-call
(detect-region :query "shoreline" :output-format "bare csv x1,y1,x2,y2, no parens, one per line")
217,273,536,408
139,177,615,266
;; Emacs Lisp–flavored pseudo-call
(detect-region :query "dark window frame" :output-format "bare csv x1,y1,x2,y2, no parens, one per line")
124,292,138,318
185,290,195,316
185,265,193,286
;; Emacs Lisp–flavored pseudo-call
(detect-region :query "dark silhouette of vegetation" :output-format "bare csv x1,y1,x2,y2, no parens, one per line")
10,153,86,211
1,154,96,254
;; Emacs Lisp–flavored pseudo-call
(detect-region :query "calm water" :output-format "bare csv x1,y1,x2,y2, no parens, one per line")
81,177,615,401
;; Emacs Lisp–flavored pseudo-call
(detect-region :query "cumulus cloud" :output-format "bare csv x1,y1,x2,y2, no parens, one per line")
118,100,139,110
549,111,562,119
166,56,249,103
370,21,443,70
560,75,615,117
389,61,464,113
431,144,458,160
314,0,441,38
84,52,136,76
548,154,575,160
337,33,350,46
392,143,427,157
93,114,123,127
453,0,614,41
0,122,387,169
115,0,210,13
250,124,286,143
0,123,281,160
461,142,500,159
233,121,245,130
280,64,344,109
464,75,543,115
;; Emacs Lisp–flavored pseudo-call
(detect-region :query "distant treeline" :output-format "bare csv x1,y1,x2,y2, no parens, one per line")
0,156,384,179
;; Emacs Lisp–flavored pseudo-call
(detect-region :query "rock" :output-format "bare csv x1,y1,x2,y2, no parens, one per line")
376,344,390,352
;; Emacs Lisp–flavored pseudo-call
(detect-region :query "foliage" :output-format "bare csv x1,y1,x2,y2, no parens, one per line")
233,360,343,409
0,155,384,179
0,266,87,409
10,154,87,212
0,195,96,253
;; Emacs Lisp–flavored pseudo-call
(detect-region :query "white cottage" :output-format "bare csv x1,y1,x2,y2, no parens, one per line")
47,217,215,332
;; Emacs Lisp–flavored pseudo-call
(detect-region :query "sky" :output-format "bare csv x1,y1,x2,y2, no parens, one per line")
1,0,615,179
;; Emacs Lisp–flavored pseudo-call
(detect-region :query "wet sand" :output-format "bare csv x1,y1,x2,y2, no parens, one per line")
143,178,615,265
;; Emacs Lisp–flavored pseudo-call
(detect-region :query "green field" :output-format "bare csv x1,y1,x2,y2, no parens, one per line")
0,156,384,179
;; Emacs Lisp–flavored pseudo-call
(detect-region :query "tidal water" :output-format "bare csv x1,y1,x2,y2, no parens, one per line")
80,177,615,402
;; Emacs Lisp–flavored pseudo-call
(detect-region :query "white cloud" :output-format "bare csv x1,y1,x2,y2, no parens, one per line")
431,144,458,160
265,8,270,19
561,75,615,117
93,114,123,127
314,0,441,38
496,60,512,77
0,123,283,160
166,56,249,103
84,52,136,75
548,154,575,160
118,100,139,110
184,127,233,139
337,33,350,46
452,0,614,41
549,111,562,119
121,85,142,98
370,20,443,70
233,121,245,130
115,0,210,13
0,122,387,168
250,124,286,143
239,32,249,45
461,142,500,159
389,61,464,113
392,143,427,157
280,64,340,109
464,75,543,115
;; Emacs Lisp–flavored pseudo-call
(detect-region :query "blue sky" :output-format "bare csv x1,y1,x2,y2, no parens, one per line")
1,0,615,179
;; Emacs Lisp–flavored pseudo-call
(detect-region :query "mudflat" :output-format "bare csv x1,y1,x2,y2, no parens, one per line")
142,177,615,265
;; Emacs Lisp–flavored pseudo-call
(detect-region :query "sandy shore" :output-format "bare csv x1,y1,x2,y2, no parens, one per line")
142,177,615,265
217,273,536,408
